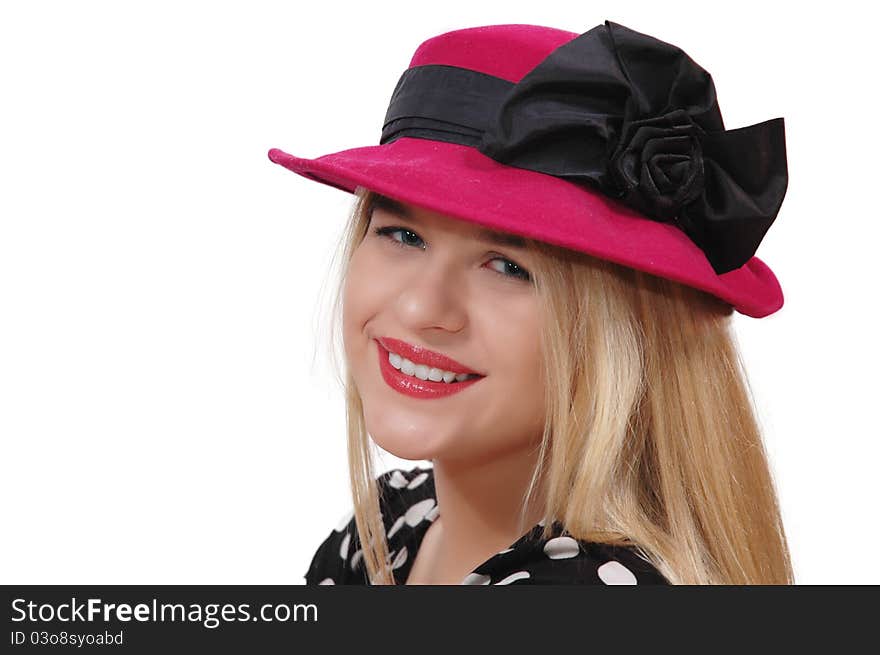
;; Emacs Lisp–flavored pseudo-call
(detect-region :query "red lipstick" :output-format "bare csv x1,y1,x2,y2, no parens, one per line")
376,336,483,375
375,339,485,399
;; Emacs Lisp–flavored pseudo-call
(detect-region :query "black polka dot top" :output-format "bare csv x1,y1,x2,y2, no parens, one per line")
304,465,670,585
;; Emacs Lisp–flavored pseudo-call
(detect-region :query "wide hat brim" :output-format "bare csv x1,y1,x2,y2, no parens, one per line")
268,136,782,318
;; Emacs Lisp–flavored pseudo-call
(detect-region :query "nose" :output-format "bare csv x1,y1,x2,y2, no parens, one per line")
394,259,467,334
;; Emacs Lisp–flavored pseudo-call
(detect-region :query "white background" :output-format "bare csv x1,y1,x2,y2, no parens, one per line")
1,1,876,584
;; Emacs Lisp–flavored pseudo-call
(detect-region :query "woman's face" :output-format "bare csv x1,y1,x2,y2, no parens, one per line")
343,194,546,464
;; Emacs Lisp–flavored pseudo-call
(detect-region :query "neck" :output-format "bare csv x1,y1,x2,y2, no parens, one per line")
427,447,548,579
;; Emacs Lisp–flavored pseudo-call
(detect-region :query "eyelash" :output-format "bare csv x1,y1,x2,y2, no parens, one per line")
372,225,532,283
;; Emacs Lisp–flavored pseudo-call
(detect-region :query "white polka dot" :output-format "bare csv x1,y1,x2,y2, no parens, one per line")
318,578,335,585
407,471,430,489
496,547,514,555
387,515,406,539
461,573,492,585
350,549,363,570
494,571,531,585
388,470,410,489
543,536,580,559
391,546,408,570
425,504,440,521
597,560,638,585
404,498,436,527
335,507,354,532
537,518,546,527
339,532,351,560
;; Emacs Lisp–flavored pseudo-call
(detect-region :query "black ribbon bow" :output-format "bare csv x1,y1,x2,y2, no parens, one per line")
381,20,788,275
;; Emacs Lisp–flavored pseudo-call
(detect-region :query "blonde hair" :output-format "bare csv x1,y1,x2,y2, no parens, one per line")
322,186,794,585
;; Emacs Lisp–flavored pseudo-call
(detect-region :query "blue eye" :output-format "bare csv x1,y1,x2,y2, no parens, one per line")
372,225,532,283
486,259,531,281
374,226,424,249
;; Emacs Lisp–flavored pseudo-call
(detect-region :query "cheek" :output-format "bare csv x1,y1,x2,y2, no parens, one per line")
342,249,372,354
480,294,542,376
477,296,546,421
343,245,395,356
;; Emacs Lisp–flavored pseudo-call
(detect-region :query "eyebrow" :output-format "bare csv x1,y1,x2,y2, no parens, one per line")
368,193,528,249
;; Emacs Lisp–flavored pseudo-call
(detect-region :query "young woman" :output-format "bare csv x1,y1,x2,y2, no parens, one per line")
268,20,793,585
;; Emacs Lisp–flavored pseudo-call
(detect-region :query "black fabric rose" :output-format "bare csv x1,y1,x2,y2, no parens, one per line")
608,108,706,223
467,21,788,275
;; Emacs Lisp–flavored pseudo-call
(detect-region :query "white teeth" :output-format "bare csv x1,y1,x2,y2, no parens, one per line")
387,351,478,384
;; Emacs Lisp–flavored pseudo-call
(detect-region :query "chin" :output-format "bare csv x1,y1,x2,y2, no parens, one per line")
364,409,447,460
369,433,439,462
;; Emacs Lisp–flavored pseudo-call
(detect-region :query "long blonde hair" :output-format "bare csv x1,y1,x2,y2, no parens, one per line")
322,186,794,585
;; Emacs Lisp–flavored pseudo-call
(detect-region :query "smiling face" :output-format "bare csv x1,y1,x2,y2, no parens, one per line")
342,193,547,465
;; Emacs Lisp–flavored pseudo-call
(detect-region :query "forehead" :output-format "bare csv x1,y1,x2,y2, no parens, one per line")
367,192,528,249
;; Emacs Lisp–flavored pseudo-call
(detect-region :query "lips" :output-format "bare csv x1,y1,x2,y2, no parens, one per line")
375,340,484,399
376,336,483,375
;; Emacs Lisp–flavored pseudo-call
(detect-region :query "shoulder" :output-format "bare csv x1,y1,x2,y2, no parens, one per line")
465,529,670,586
303,465,431,585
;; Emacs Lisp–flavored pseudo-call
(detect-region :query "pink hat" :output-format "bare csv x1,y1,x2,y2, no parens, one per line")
268,20,788,318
